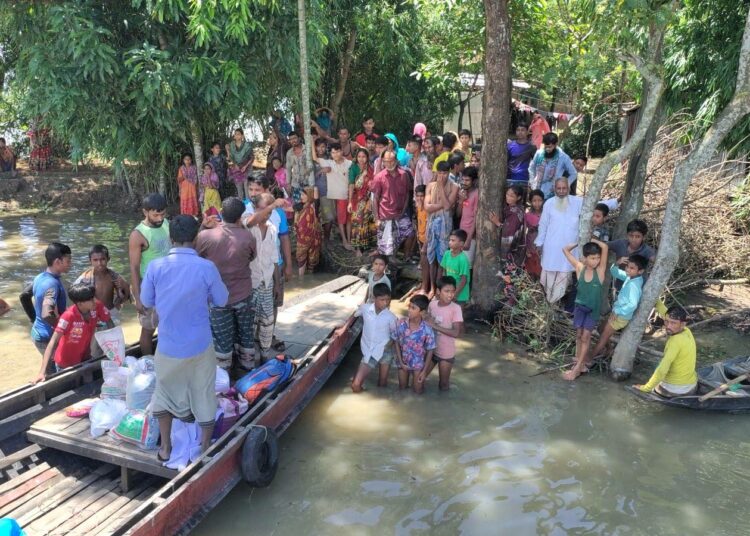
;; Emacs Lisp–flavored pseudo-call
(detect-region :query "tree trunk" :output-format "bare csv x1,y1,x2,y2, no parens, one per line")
473,0,512,313
298,0,314,160
610,8,750,380
614,101,666,238
615,23,666,238
190,119,204,172
158,152,167,196
457,97,466,131
331,26,357,128
578,23,666,246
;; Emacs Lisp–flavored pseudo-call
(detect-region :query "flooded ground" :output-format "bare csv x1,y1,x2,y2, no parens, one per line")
2,212,750,534
195,320,750,535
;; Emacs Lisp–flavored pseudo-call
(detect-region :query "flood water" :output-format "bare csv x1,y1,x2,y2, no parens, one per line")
1,212,749,535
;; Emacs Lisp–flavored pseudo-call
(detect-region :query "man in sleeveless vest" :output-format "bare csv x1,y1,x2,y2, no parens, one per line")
128,193,171,356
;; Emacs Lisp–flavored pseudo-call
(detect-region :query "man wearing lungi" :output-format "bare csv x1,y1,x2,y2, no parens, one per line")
370,149,414,256
534,177,582,304
141,215,229,459
196,197,257,372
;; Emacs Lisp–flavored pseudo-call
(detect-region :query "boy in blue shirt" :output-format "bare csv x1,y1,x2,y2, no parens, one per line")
584,254,648,367
19,242,72,374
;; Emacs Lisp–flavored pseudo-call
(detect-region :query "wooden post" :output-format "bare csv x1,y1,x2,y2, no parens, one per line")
297,0,313,162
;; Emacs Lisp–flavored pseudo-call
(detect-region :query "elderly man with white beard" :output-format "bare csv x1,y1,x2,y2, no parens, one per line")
534,177,582,304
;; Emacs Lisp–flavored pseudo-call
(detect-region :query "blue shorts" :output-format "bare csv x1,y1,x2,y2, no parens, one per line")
573,304,597,331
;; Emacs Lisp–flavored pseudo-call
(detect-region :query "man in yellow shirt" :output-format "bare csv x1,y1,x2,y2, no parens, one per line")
633,301,697,397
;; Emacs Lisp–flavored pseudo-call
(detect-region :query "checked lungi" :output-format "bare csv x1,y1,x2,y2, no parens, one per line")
210,293,255,370
377,214,414,256
251,281,275,361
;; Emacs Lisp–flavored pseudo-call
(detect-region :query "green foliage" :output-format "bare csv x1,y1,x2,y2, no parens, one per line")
664,0,750,154
561,114,621,158
315,0,455,139
2,0,325,178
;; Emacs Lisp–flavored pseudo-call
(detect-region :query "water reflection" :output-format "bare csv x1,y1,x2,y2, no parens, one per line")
195,325,748,535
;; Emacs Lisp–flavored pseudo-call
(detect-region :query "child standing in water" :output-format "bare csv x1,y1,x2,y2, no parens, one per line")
350,283,398,392
561,238,608,381
295,187,322,276
420,276,463,390
177,153,199,216
366,254,391,303
392,294,436,394
524,189,544,279
200,162,222,217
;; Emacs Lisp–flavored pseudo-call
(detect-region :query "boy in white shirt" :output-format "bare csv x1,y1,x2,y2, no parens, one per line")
248,193,280,363
351,283,397,392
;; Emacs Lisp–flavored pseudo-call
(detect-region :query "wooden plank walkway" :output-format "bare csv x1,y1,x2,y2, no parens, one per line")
26,290,363,481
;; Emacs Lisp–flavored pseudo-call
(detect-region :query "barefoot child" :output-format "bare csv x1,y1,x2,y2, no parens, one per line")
366,254,391,302
523,189,544,279
177,153,199,216
392,294,436,394
581,254,648,371
75,245,130,354
415,185,430,294
33,284,114,383
419,276,463,390
351,283,398,392
561,239,609,381
199,162,222,216
295,187,322,276
438,230,471,304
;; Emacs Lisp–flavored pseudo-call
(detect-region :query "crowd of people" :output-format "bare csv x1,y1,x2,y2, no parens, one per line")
14,113,700,455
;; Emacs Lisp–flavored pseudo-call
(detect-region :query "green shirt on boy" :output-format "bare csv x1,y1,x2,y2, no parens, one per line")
440,250,471,302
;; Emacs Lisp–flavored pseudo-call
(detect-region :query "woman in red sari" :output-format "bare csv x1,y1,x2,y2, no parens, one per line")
295,187,322,276
347,148,376,257
177,153,199,216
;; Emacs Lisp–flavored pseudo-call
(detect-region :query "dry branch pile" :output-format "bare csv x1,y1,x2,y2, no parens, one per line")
493,272,576,364
603,116,750,292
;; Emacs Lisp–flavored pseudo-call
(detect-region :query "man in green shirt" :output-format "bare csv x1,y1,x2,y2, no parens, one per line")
128,193,171,356
438,229,471,304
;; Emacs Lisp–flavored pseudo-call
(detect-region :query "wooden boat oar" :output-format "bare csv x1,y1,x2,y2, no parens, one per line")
698,373,749,402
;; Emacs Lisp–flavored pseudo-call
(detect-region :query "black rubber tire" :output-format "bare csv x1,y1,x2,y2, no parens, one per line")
241,426,279,487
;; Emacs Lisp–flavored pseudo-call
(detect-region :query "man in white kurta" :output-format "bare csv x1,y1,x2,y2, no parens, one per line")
534,178,582,304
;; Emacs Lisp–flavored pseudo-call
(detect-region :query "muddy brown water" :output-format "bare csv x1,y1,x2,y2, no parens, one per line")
1,213,749,535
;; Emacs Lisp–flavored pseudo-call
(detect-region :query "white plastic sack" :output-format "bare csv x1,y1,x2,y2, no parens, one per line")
215,366,230,394
94,327,126,365
126,357,156,410
89,398,128,437
101,360,129,400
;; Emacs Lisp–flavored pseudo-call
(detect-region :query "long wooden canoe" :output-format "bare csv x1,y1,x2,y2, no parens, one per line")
626,355,750,413
0,275,366,535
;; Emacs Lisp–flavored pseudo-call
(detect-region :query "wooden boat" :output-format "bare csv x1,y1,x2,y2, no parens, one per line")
0,275,367,535
626,355,750,413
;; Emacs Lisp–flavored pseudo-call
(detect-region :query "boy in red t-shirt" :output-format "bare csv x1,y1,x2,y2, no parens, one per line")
33,284,114,383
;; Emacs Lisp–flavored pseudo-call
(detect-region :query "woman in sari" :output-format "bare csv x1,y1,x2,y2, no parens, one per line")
225,128,253,200
200,162,222,216
295,187,322,275
265,130,289,182
347,148,376,257
489,185,527,305
177,153,199,216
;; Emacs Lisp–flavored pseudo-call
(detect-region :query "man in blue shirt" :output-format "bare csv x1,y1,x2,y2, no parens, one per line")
141,215,229,458
507,123,537,188
19,242,72,374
